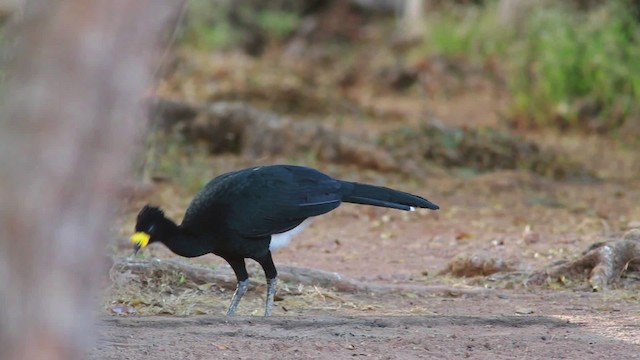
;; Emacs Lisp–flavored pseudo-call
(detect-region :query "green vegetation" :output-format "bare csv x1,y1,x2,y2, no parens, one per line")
176,0,639,135
422,1,640,133
256,9,300,39
182,1,301,50
181,1,240,50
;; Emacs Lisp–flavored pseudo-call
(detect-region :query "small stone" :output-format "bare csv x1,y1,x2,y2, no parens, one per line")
515,307,534,315
110,305,136,315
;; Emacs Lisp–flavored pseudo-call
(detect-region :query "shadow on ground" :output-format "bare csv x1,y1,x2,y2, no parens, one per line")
92,313,639,359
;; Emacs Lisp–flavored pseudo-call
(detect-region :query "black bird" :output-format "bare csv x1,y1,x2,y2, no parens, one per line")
131,165,439,316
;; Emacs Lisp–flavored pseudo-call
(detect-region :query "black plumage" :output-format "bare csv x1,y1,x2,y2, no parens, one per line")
131,165,439,316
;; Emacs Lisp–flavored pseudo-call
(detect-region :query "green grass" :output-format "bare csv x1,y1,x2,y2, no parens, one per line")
423,4,508,61
181,0,239,50
181,1,301,50
256,9,300,39
421,1,640,133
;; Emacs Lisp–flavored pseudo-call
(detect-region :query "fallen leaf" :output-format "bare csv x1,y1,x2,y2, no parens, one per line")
213,343,230,350
197,283,212,291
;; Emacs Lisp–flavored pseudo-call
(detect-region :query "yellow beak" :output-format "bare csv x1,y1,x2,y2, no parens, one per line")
130,231,151,252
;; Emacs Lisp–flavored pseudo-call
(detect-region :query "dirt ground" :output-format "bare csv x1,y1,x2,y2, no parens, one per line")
93,308,639,360
95,49,640,359
93,281,640,359
96,164,640,359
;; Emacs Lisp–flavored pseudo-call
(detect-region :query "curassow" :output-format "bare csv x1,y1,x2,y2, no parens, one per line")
131,165,439,316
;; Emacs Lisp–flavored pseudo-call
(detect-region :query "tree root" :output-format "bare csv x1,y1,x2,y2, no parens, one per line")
527,229,640,290
112,257,494,297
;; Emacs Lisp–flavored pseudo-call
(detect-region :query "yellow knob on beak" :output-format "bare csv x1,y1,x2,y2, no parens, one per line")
131,232,151,254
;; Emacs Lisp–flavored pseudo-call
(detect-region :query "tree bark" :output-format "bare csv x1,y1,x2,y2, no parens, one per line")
0,1,178,359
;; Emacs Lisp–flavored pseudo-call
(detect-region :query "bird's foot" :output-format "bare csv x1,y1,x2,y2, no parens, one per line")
226,279,249,316
265,277,278,317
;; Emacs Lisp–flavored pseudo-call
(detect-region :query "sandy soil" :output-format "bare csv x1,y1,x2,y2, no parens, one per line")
92,291,640,359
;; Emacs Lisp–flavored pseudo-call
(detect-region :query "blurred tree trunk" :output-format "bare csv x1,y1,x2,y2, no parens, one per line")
0,1,177,359
497,0,538,29
402,0,425,38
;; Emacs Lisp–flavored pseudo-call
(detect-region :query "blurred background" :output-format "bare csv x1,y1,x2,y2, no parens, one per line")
3,2,639,358
4,0,637,316
141,0,640,185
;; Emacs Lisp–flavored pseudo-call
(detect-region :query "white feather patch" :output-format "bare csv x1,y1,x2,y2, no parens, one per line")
409,206,416,211
269,218,313,251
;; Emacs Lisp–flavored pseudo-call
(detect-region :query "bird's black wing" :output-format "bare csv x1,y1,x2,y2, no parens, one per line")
225,165,343,238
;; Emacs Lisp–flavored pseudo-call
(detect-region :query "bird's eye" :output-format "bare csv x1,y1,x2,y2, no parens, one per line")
148,225,155,234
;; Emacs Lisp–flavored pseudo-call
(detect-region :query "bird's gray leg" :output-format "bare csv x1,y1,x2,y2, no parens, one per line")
265,277,278,317
227,279,249,316
225,257,249,316
257,251,278,317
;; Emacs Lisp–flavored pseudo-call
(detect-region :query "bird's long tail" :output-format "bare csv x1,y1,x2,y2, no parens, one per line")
339,181,439,211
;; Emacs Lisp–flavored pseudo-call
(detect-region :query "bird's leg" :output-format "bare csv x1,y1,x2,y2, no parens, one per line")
226,279,249,316
257,251,278,317
225,257,249,316
265,277,278,317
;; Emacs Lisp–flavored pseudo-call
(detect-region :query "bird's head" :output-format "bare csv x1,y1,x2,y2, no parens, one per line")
131,205,168,255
